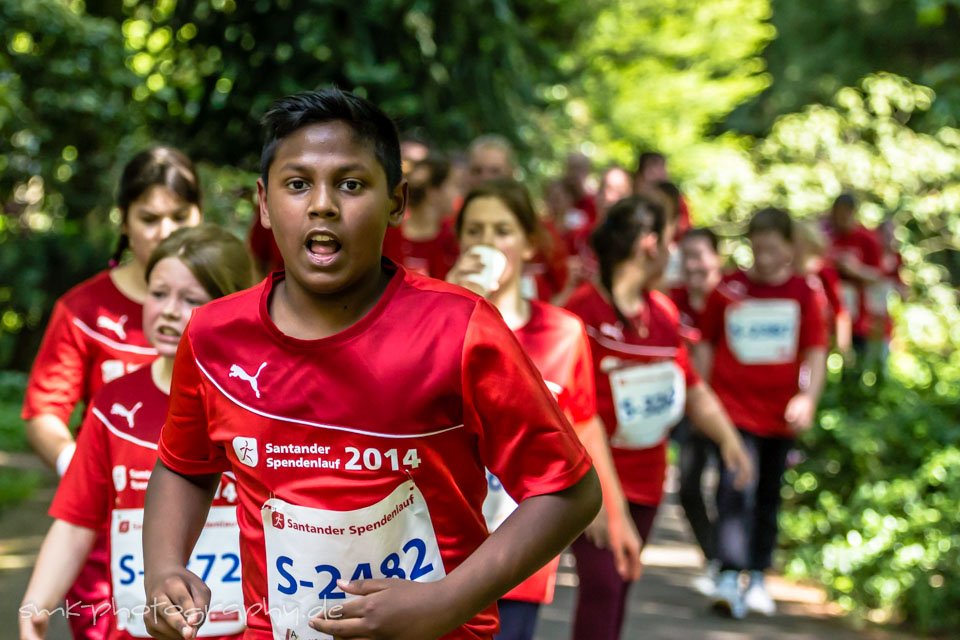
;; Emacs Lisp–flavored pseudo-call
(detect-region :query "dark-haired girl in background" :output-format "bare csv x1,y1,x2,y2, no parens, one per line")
564,195,752,639
21,146,202,640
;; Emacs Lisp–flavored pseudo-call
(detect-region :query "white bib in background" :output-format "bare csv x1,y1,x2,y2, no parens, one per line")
609,361,685,449
725,299,801,365
111,506,245,637
262,480,445,640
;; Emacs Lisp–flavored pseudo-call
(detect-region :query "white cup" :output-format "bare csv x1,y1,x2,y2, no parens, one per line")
463,245,508,292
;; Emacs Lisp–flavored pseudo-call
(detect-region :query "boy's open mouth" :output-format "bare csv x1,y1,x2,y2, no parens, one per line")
306,231,342,257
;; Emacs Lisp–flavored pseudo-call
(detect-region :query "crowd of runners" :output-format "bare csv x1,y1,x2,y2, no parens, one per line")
15,88,903,640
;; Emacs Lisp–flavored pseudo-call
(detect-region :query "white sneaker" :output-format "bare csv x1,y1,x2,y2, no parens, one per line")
711,570,746,619
744,575,777,616
692,559,720,597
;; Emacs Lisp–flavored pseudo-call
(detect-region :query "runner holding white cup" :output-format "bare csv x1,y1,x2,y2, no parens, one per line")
448,244,508,296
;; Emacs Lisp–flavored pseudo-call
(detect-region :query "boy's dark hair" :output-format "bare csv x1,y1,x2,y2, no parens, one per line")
259,88,402,190
682,227,719,253
636,151,665,175
748,207,794,242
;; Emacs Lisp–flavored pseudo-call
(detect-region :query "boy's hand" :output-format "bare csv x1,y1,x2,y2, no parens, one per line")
785,392,817,433
309,579,455,640
143,567,210,640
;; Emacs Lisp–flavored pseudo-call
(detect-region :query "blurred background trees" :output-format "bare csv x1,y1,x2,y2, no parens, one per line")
2,0,959,632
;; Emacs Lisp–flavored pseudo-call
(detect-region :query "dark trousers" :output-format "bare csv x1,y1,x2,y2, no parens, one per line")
495,599,541,640
716,429,793,572
678,429,718,560
570,502,658,640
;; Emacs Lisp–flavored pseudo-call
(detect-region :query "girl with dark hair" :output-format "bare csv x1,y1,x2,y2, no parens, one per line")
448,179,642,640
21,225,251,640
21,146,202,640
564,196,752,639
699,207,828,618
381,154,460,279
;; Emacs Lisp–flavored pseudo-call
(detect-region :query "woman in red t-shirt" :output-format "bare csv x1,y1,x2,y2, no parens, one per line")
447,179,642,640
565,196,752,640
699,208,828,618
20,225,252,640
21,146,203,640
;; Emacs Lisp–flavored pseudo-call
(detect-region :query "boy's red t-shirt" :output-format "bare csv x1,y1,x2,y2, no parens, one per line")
566,282,699,507
51,366,241,640
22,270,157,425
157,265,591,640
488,300,597,604
700,271,828,438
828,225,882,338
381,224,460,280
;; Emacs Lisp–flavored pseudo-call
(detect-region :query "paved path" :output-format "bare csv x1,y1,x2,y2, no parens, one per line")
0,464,897,640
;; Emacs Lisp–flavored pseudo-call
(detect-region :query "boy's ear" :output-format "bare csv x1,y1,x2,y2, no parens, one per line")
387,180,408,228
256,178,271,229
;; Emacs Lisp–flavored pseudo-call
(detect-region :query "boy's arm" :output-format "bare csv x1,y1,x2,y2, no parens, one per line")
312,469,601,640
142,461,220,640
20,520,97,640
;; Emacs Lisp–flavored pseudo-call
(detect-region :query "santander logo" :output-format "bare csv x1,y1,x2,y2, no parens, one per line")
232,436,258,468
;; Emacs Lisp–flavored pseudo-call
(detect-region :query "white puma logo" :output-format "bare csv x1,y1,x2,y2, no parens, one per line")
229,362,268,398
110,401,143,429
97,315,129,340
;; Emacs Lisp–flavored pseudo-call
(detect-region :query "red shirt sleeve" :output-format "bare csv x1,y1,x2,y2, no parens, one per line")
49,408,111,529
566,321,598,425
158,330,229,475
800,279,829,351
462,300,591,502
860,230,883,269
22,300,89,424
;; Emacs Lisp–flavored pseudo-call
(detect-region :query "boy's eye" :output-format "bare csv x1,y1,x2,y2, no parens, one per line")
287,179,308,191
340,179,363,192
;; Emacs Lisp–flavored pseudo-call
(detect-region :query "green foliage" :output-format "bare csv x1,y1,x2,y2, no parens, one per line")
100,0,596,171
728,0,960,135
782,364,960,633
549,0,775,173
0,372,38,510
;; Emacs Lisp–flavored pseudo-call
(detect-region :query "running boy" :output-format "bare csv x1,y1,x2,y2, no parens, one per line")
142,89,600,640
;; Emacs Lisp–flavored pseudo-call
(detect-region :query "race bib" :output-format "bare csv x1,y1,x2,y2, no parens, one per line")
840,281,860,322
111,506,245,637
262,480,445,640
726,299,801,365
482,470,518,533
609,361,685,449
